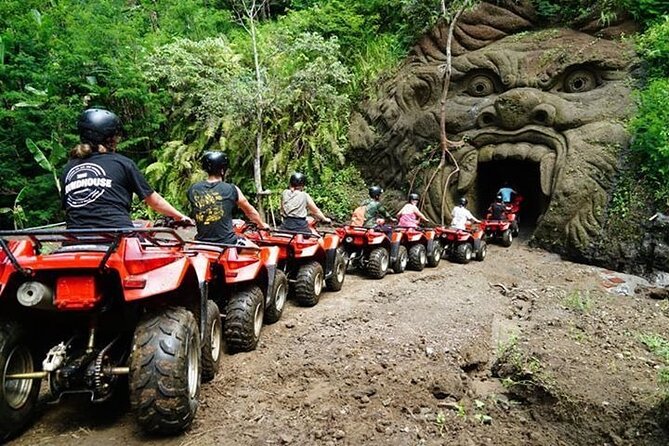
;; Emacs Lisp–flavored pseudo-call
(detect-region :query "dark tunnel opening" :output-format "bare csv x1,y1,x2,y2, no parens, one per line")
475,159,549,229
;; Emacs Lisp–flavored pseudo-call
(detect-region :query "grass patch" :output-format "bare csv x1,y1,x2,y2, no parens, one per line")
563,289,593,313
640,334,669,388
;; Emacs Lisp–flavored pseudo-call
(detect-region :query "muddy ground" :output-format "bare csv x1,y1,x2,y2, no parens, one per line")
10,239,669,446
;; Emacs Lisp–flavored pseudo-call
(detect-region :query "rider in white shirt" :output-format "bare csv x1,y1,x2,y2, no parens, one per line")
450,197,481,230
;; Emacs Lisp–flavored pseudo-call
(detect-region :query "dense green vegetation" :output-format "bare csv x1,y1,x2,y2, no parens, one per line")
1,0,668,228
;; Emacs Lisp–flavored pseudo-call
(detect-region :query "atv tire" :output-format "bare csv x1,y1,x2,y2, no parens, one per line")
501,229,513,247
264,270,288,324
0,321,40,441
408,244,427,271
130,307,200,435
224,285,265,352
201,300,222,383
366,247,389,279
295,261,324,307
426,240,442,268
475,240,487,262
511,220,519,237
326,250,346,292
454,243,473,264
391,245,408,274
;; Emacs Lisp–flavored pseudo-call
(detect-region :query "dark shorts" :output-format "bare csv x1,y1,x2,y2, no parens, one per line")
280,216,308,232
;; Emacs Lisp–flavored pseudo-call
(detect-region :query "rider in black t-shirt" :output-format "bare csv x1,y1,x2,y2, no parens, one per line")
187,151,268,244
490,193,507,220
61,108,192,229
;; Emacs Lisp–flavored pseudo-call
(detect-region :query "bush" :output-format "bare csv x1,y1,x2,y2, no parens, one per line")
628,78,669,205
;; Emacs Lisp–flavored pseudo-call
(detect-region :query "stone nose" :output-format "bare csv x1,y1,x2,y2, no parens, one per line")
476,89,556,130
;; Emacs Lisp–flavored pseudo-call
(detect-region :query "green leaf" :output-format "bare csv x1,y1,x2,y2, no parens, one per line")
0,36,4,66
0,208,12,215
31,9,42,27
25,138,53,173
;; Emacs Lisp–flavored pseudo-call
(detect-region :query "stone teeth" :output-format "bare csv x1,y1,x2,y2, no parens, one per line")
479,146,495,162
540,153,556,196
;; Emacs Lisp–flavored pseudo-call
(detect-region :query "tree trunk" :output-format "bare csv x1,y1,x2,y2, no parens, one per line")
248,0,265,218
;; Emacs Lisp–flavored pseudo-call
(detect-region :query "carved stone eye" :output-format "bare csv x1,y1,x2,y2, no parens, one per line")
412,81,432,107
563,69,597,93
467,75,496,97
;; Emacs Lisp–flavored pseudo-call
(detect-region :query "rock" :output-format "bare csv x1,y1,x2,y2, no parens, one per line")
425,346,435,357
333,429,346,440
360,395,370,404
285,321,296,329
431,372,465,400
279,433,294,444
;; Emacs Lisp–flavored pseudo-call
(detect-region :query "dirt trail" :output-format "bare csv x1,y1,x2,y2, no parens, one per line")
10,242,669,445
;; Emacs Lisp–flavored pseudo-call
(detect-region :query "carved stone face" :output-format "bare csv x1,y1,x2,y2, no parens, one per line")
349,4,636,255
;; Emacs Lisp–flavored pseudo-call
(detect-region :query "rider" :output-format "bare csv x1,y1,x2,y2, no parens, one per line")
450,197,481,230
362,186,394,228
396,193,430,228
61,108,192,229
187,151,268,244
489,193,507,220
280,172,331,232
497,181,518,204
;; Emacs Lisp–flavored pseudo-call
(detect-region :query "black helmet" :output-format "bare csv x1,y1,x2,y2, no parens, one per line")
201,151,229,175
290,172,306,187
459,197,468,206
77,108,121,145
369,185,383,199
496,193,503,202
408,193,420,202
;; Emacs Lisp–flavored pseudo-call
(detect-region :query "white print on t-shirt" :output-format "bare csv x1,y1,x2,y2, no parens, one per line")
65,163,113,208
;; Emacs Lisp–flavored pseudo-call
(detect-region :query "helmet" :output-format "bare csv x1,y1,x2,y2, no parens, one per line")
201,151,229,175
408,193,420,202
77,108,121,145
459,197,468,206
496,193,503,202
369,186,383,199
290,172,306,187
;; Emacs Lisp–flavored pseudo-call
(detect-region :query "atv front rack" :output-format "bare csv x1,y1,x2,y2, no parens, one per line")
0,227,185,275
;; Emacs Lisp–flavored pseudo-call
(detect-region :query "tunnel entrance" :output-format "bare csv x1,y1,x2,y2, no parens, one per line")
475,159,549,229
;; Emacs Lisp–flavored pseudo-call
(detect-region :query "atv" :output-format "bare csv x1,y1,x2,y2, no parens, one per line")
239,222,346,307
335,222,404,279
483,195,523,247
434,223,487,264
0,226,212,440
393,226,442,271
184,239,283,357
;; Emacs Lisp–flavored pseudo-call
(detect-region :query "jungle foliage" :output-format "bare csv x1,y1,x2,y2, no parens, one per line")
1,0,669,227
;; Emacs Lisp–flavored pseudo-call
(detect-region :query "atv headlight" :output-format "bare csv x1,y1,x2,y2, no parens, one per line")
345,236,353,244
17,281,53,308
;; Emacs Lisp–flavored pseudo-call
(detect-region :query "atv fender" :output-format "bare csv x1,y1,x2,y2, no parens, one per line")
124,257,192,301
260,246,280,307
264,263,277,308
322,234,340,251
190,252,213,283
324,247,336,279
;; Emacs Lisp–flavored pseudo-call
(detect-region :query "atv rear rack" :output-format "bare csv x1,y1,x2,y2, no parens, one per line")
0,227,185,275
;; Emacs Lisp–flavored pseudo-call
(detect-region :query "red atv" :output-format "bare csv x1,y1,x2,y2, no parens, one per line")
483,195,523,247
184,239,284,356
239,223,346,307
0,226,213,440
335,223,404,279
434,223,487,264
393,226,442,271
